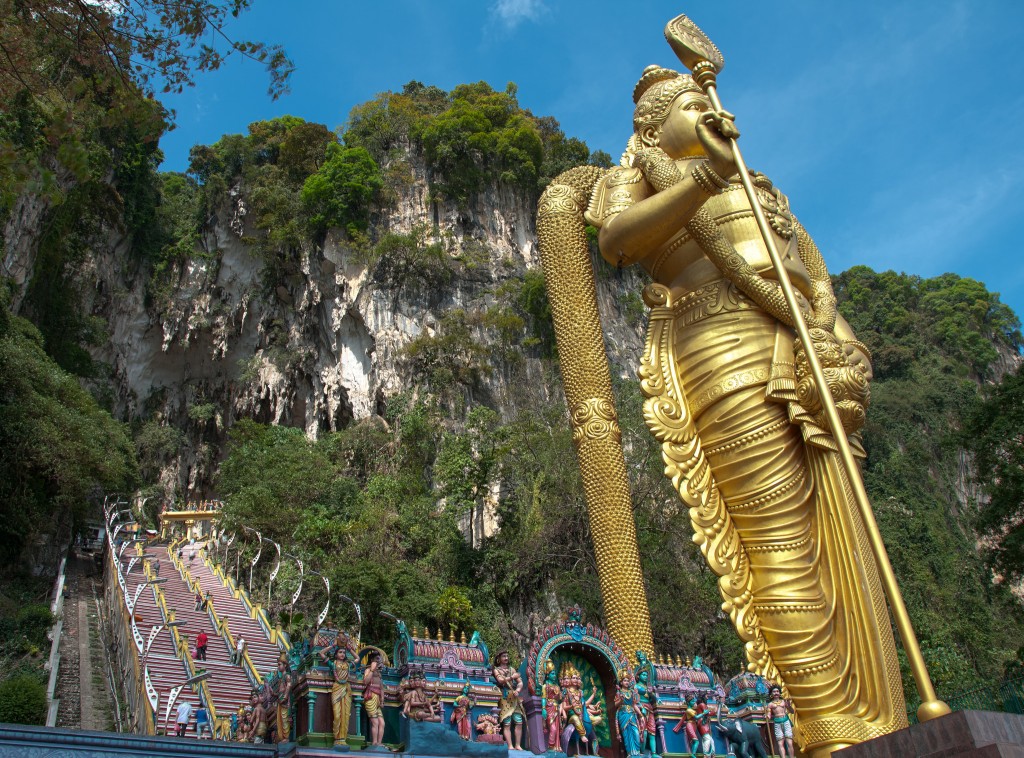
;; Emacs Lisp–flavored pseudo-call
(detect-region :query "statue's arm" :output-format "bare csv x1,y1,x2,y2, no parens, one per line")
597,156,716,268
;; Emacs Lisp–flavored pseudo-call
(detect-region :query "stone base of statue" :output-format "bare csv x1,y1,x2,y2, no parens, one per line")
398,719,510,758
839,710,1024,757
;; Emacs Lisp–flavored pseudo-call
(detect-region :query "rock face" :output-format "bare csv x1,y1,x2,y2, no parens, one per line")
75,152,648,497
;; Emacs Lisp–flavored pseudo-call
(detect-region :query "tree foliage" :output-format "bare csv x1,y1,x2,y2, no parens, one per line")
963,364,1024,585
344,80,610,206
0,0,291,213
0,293,137,566
834,266,1024,701
302,144,382,234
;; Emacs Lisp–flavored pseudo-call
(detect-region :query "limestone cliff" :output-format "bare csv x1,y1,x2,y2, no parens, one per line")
75,150,646,497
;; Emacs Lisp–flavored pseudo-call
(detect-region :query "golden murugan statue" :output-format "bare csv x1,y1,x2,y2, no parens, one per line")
536,12,948,757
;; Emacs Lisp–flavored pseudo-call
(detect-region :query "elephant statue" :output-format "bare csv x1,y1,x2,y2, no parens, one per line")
714,716,768,758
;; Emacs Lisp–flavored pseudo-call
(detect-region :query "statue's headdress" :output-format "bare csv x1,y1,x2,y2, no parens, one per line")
632,65,704,137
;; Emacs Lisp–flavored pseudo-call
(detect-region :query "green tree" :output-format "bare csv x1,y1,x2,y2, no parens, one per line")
963,364,1024,584
301,144,383,234
0,295,137,566
0,674,46,725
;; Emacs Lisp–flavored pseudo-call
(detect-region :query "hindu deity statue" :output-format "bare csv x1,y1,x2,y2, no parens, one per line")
535,18,908,756
476,711,502,742
450,681,476,740
273,654,294,743
362,653,385,747
493,651,526,750
325,633,357,748
539,661,564,751
767,685,796,758
614,671,642,758
559,662,587,748
634,668,658,757
400,671,442,722
671,695,699,758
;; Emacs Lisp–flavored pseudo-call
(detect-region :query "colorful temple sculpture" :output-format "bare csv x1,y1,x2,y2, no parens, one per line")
265,605,761,756
105,498,781,757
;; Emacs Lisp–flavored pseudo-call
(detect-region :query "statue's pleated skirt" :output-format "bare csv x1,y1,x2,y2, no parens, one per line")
672,305,907,750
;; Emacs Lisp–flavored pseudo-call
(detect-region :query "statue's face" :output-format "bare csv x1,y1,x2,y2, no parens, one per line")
497,653,508,667
653,91,712,160
638,670,648,684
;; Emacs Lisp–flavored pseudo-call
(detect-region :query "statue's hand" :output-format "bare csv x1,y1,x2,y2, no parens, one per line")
843,342,873,382
697,109,739,179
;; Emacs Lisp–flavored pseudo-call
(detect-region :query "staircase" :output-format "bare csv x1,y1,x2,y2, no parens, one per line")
159,545,258,728
182,549,283,681
117,552,201,735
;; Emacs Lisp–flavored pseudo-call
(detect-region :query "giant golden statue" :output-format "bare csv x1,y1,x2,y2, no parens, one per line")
536,13,948,757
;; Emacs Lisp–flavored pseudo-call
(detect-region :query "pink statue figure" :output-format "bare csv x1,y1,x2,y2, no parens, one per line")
450,681,476,740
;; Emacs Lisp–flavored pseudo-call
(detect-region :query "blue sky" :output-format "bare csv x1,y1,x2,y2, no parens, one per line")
158,0,1024,322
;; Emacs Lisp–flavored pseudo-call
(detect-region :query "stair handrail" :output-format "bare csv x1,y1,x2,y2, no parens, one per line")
217,613,264,687
119,556,154,734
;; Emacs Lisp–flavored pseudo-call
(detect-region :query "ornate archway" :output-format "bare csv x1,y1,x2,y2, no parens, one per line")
526,607,631,758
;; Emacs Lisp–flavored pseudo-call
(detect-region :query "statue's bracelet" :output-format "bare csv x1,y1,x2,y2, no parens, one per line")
691,160,731,194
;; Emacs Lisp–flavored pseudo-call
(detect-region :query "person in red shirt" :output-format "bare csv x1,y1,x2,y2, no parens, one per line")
195,630,208,661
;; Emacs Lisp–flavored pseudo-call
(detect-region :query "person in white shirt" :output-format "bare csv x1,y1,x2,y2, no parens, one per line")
175,700,193,737
233,635,246,665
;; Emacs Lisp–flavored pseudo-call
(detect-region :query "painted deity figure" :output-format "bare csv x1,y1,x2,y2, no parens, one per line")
767,685,796,758
363,653,385,747
692,694,713,756
323,633,356,748
634,668,659,757
238,705,252,742
672,696,700,758
493,651,526,750
476,712,501,736
614,671,642,758
250,691,268,744
539,661,564,751
273,655,294,743
538,53,908,755
400,671,441,722
450,682,476,740
559,662,589,750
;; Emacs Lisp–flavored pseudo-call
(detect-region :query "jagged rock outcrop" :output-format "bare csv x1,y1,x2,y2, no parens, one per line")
78,152,646,496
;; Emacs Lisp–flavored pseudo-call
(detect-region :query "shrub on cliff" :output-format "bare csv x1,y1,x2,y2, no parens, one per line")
301,143,383,235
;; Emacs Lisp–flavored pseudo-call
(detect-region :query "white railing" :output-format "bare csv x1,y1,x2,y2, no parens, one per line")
44,549,69,726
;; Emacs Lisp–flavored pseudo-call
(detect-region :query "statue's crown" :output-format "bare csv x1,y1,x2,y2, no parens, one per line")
633,65,684,104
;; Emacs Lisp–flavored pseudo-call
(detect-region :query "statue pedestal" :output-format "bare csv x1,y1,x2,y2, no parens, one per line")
839,711,1024,757
399,719,510,758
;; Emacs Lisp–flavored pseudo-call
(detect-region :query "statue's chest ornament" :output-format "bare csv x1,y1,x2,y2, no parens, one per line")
749,171,794,240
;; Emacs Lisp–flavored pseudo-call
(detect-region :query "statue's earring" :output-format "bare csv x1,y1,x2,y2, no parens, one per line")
640,126,659,148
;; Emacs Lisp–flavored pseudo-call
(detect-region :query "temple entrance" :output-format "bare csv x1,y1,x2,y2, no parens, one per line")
525,606,632,758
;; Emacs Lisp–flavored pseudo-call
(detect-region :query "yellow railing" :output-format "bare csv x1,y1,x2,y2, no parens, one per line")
153,544,218,728
178,545,264,687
